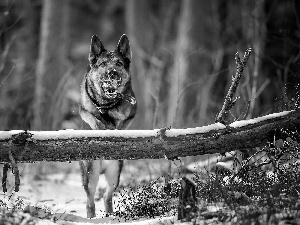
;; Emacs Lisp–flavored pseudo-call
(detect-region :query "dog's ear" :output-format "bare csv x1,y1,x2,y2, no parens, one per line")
116,34,131,63
89,35,106,64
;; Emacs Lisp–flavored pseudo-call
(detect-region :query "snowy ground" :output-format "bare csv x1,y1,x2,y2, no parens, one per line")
1,161,178,225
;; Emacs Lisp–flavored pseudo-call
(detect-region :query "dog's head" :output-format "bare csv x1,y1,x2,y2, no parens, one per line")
87,34,131,100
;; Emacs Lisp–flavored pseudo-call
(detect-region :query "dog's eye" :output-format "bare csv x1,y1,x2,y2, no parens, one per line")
116,61,123,67
100,61,107,67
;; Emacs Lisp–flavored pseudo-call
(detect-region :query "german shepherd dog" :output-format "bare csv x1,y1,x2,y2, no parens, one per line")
79,34,137,218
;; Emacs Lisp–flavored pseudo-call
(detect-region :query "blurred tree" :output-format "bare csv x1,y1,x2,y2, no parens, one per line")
13,0,40,129
33,0,70,130
125,0,157,129
166,0,190,128
178,0,217,127
0,0,40,130
262,0,300,112
125,0,181,129
245,0,266,118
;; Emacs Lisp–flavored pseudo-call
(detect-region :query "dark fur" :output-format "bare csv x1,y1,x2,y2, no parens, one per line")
79,34,137,218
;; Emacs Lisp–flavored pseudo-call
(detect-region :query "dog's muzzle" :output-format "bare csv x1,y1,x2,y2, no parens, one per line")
101,69,122,99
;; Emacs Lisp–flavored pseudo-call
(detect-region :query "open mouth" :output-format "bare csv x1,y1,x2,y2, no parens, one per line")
103,86,118,99
101,69,122,99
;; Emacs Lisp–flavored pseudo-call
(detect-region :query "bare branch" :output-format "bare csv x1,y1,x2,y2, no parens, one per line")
215,48,252,124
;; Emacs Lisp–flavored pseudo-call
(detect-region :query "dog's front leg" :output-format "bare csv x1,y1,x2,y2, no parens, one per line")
79,160,100,218
80,109,106,130
101,160,123,214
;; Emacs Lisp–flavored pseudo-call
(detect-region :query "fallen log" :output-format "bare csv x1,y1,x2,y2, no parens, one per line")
0,110,299,163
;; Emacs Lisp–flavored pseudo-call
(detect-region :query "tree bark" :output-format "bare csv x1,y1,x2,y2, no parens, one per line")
0,110,299,163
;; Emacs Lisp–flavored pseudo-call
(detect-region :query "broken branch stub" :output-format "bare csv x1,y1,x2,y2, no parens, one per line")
216,48,252,125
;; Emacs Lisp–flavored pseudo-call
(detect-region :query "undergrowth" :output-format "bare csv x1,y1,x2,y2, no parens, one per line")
0,197,35,225
195,133,300,224
0,197,56,225
114,178,180,220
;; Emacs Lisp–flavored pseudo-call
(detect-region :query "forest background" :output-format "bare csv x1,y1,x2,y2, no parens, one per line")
0,0,300,172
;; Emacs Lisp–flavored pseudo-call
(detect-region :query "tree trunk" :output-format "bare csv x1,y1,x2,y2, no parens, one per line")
0,1,39,130
14,0,40,130
245,0,266,118
166,0,191,128
33,0,69,130
0,110,298,163
125,0,155,129
187,0,216,126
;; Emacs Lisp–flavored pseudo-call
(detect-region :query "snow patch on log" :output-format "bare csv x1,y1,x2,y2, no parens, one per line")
229,110,292,128
0,129,161,140
0,130,24,140
32,129,161,140
166,123,226,137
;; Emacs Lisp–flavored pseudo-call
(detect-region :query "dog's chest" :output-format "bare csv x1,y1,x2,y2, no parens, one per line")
108,108,127,122
107,101,133,127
